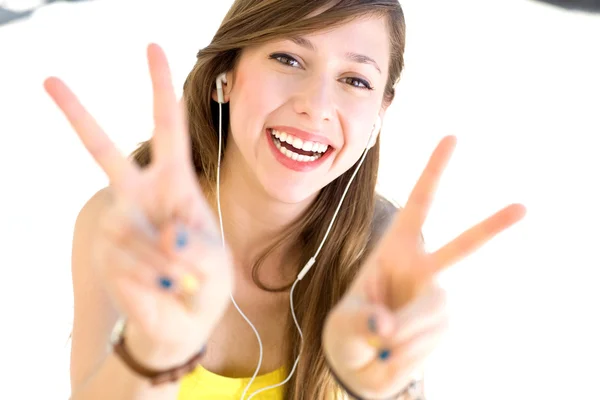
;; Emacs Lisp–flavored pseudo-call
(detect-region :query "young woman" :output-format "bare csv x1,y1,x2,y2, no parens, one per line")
45,0,525,399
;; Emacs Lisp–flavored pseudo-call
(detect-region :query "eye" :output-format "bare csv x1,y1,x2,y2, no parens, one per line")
269,53,302,68
342,77,374,91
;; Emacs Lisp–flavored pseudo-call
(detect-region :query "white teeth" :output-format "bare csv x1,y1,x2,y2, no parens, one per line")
273,134,322,163
292,137,303,150
271,129,329,154
302,141,314,152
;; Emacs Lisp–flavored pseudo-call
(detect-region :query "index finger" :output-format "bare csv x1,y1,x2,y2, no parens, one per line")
147,43,190,165
430,203,526,272
44,77,140,192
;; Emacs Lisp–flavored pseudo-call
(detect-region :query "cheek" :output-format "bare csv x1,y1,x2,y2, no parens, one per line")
230,68,283,131
331,102,379,176
341,104,378,148
230,73,258,131
336,90,381,133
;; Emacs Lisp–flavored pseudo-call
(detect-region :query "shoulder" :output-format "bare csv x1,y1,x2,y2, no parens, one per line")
77,187,114,220
370,194,424,245
73,187,115,240
373,193,401,225
72,186,115,282
70,186,118,391
370,193,401,244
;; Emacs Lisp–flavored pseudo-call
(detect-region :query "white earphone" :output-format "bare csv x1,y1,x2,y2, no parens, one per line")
216,72,228,104
367,116,382,149
213,73,379,399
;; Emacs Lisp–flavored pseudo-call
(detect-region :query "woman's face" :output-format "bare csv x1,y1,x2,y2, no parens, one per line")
223,16,391,204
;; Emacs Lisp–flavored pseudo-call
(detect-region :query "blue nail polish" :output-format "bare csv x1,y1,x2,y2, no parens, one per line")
368,315,377,333
158,276,173,290
378,349,391,361
175,227,188,249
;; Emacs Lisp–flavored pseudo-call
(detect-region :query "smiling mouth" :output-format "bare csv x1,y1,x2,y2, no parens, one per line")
268,128,331,162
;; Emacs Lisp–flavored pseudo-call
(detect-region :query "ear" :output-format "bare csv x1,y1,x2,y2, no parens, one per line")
211,72,232,103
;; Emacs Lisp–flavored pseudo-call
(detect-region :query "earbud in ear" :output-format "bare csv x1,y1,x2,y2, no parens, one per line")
366,116,382,149
216,73,228,104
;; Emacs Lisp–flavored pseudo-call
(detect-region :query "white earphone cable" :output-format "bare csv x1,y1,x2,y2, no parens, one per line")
246,279,302,400
215,75,376,399
313,138,371,260
246,129,375,399
215,101,264,400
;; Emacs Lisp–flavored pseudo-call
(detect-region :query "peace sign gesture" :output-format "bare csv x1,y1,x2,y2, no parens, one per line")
45,44,233,368
323,136,526,398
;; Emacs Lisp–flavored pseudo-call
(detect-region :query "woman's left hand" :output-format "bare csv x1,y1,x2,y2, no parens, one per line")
322,136,526,398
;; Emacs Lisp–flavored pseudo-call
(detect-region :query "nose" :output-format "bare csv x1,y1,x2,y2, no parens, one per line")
292,74,334,123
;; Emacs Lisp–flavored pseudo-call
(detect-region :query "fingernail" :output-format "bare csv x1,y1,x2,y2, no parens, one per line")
378,348,391,361
175,226,188,249
368,315,377,333
367,337,381,348
181,273,199,294
158,276,173,290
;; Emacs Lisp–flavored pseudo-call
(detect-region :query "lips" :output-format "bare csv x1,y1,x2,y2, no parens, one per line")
268,125,334,149
265,128,334,172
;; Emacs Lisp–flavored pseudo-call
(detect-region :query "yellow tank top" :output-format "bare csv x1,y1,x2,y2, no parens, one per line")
178,364,286,400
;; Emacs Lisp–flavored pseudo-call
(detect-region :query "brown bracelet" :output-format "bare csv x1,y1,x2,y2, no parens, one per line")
329,365,409,400
111,320,206,386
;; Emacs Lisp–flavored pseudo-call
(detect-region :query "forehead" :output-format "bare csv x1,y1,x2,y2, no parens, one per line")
250,15,390,72
301,16,390,62
307,15,389,45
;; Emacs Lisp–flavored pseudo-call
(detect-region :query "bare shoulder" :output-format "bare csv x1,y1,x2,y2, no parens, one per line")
75,187,114,227
70,186,119,392
71,187,114,283
72,186,114,288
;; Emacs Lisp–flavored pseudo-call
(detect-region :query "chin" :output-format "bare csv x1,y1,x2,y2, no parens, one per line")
258,174,323,205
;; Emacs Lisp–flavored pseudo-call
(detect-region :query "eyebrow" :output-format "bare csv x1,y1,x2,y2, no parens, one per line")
289,36,382,74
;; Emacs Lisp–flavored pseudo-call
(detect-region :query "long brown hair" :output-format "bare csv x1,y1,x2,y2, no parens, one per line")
132,1,406,398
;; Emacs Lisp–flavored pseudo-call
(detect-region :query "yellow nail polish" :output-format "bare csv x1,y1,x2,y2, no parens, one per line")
367,337,381,348
181,274,199,293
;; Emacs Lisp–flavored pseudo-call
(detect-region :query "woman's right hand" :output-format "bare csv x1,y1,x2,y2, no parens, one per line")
44,43,233,369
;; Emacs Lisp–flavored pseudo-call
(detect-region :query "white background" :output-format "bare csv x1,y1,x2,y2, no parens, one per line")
0,0,598,398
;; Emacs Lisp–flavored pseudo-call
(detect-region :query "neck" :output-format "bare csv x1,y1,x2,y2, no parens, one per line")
200,149,317,283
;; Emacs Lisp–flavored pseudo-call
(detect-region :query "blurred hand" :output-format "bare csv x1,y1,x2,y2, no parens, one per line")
45,43,233,368
324,136,526,398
